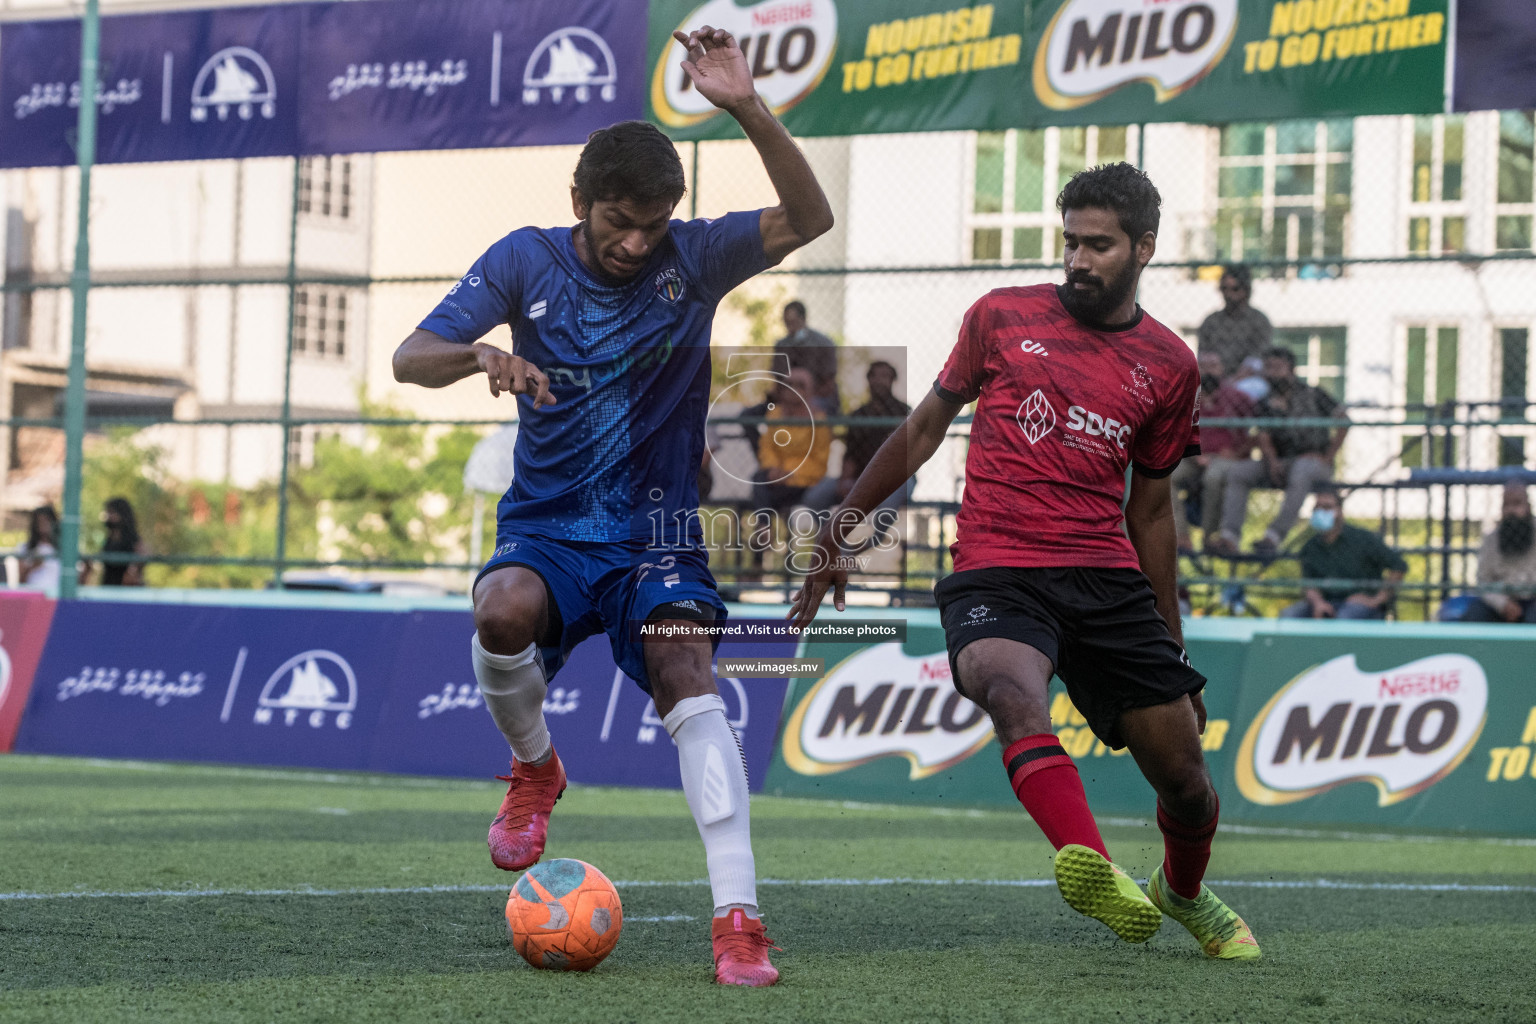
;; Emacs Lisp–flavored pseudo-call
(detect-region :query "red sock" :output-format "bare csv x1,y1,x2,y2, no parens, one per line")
1157,799,1219,900
1002,735,1109,859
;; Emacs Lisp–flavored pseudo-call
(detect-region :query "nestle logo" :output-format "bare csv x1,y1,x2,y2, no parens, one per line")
753,2,812,26
1379,672,1460,699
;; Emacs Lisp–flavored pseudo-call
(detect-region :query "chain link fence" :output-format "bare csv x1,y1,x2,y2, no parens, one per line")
5,109,1536,616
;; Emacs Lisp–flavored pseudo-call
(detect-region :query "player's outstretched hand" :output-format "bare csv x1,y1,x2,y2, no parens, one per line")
673,26,755,112
475,344,556,408
787,525,849,631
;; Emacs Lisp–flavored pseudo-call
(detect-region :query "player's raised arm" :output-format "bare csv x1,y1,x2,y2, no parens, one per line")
392,329,555,407
788,389,964,628
674,26,833,262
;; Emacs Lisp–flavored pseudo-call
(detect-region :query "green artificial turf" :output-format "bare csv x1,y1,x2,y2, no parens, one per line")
2,756,1533,1023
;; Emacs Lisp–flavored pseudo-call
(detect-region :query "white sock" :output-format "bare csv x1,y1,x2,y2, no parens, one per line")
663,694,757,915
471,633,551,764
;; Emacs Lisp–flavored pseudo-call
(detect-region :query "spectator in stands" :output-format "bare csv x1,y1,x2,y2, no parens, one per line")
775,301,840,415
1197,264,1272,376
1280,486,1406,619
805,360,914,516
1170,351,1254,554
1212,347,1349,555
1442,482,1536,623
92,496,146,586
752,367,831,515
16,504,60,591
1230,355,1270,403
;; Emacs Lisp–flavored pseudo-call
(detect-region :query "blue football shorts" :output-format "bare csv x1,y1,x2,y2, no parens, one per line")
474,533,727,694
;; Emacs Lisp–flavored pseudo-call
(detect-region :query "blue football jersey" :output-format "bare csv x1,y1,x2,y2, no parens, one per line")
417,211,769,544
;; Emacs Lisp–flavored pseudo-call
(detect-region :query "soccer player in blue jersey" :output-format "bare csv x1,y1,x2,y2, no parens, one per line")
391,27,832,987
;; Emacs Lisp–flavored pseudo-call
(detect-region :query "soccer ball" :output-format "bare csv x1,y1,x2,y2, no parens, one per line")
505,858,624,971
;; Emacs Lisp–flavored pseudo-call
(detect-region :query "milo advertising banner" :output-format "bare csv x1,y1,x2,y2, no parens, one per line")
647,0,1448,140
764,614,1243,817
766,616,1536,835
1227,629,1536,832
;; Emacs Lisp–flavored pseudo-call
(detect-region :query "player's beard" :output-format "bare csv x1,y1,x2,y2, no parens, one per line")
1060,257,1139,326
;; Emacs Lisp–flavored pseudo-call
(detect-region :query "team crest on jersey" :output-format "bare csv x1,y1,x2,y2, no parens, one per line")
1131,364,1153,389
653,267,685,304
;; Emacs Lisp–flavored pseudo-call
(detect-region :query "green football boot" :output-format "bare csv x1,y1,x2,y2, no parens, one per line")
1148,865,1262,960
1052,844,1163,943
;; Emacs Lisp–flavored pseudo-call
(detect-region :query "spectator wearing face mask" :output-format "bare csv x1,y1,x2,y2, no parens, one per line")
1280,486,1406,619
1211,346,1349,555
1441,482,1536,623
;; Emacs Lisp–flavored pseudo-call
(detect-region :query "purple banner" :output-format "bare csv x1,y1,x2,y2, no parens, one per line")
298,0,644,155
1453,0,1536,112
379,610,794,791
0,0,644,169
15,600,793,791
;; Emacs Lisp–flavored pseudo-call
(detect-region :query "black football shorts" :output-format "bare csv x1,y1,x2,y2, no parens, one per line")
934,565,1206,749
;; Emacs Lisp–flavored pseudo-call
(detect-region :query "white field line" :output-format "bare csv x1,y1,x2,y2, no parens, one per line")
13,758,1536,847
3,877,1535,902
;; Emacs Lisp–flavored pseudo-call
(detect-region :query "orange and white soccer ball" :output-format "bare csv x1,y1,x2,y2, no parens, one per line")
505,858,624,971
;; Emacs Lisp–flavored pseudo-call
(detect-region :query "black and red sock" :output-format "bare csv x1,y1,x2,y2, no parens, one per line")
1002,734,1109,859
1156,798,1219,900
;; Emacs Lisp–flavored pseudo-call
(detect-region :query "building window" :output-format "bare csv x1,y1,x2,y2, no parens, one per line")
1496,111,1535,252
1406,114,1465,256
1498,326,1529,466
1401,325,1459,469
1272,327,1346,401
1215,119,1351,263
969,126,1137,263
291,287,351,361
298,156,353,220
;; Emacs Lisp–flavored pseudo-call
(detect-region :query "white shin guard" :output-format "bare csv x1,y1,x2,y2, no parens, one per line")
663,694,757,913
471,633,551,764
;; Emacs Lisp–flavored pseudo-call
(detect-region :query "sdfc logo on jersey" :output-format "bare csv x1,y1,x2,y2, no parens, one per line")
653,267,685,304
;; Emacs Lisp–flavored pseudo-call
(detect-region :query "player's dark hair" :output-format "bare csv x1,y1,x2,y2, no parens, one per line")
1264,346,1297,368
572,121,686,207
784,300,807,319
1222,263,1252,289
1056,162,1161,242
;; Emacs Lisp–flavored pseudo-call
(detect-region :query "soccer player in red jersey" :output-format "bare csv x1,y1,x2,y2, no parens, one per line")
789,163,1259,959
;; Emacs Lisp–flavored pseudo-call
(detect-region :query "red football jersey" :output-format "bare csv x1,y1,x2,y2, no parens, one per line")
935,284,1201,571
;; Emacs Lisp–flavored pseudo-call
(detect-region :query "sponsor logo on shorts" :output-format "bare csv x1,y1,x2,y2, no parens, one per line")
493,542,520,557
1235,653,1488,807
782,645,994,780
966,604,994,623
1033,0,1238,111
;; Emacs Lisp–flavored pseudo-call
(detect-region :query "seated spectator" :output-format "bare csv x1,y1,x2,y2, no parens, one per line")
775,301,840,415
1230,355,1270,403
1170,351,1254,554
1440,482,1536,623
804,360,913,515
752,367,831,515
1212,347,1349,555
16,504,61,591
1280,486,1406,620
